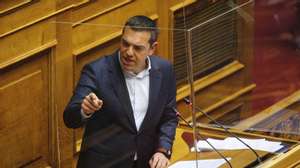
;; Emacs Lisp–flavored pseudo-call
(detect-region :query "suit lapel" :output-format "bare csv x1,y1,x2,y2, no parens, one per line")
108,53,137,132
139,57,162,133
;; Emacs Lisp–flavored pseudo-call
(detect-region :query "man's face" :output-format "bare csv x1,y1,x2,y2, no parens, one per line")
120,27,157,74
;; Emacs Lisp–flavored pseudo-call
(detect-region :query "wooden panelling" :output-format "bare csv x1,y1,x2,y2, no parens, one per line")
0,18,56,69
0,0,55,35
75,37,121,77
182,84,256,122
194,73,253,111
52,9,74,168
176,60,244,101
169,0,198,8
199,102,244,125
73,30,122,56
176,66,255,120
72,0,134,27
72,0,90,7
55,0,74,9
0,0,36,16
72,0,157,53
0,40,57,69
2,12,74,41
169,0,196,11
0,51,50,167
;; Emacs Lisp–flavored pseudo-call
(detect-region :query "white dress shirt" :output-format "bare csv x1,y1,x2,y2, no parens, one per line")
123,57,151,131
121,55,151,160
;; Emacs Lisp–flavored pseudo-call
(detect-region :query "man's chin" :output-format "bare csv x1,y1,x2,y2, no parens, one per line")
122,66,133,72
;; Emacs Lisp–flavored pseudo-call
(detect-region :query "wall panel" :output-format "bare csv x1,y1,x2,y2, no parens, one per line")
72,0,134,27
0,18,56,69
0,51,51,167
72,0,157,54
0,0,35,16
0,0,55,35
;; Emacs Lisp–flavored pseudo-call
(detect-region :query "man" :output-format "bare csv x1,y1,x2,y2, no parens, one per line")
63,15,178,168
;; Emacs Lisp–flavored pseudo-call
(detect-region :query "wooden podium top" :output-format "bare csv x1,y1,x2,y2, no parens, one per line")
170,126,300,168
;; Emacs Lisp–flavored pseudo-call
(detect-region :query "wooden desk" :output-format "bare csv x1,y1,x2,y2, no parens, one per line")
171,126,298,168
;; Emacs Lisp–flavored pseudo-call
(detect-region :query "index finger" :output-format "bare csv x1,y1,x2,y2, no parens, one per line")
89,92,98,100
89,93,103,108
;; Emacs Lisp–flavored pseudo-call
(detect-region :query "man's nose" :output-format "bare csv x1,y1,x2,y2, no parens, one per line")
126,46,134,56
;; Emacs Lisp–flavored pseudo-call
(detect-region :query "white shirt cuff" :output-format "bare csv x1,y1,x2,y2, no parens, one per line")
81,109,93,119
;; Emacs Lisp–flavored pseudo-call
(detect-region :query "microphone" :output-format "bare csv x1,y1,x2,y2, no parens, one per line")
183,98,262,164
173,107,233,168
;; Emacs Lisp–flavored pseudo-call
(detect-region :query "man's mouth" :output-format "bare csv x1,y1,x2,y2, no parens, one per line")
122,57,134,66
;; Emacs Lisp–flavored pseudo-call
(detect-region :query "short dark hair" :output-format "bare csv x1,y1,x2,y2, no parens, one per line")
123,15,159,45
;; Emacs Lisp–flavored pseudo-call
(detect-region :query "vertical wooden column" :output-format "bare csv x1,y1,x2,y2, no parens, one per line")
156,0,171,61
54,8,74,168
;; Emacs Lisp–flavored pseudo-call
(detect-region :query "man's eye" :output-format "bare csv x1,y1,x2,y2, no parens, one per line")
134,46,143,51
122,40,129,47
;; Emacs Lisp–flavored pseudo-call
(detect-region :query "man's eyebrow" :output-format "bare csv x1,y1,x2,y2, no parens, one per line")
122,38,146,49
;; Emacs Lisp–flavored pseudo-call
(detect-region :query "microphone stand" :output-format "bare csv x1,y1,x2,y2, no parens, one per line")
173,107,233,168
183,98,262,165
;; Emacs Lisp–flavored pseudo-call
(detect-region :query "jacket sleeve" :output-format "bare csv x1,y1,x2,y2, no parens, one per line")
157,64,178,152
63,64,99,128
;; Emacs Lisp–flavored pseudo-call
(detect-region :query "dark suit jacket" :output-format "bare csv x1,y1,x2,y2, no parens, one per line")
63,51,178,168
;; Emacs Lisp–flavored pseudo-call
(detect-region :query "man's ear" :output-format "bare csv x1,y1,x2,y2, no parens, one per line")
149,42,158,55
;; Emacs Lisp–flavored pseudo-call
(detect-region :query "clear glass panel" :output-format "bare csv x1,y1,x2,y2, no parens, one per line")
178,0,300,167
